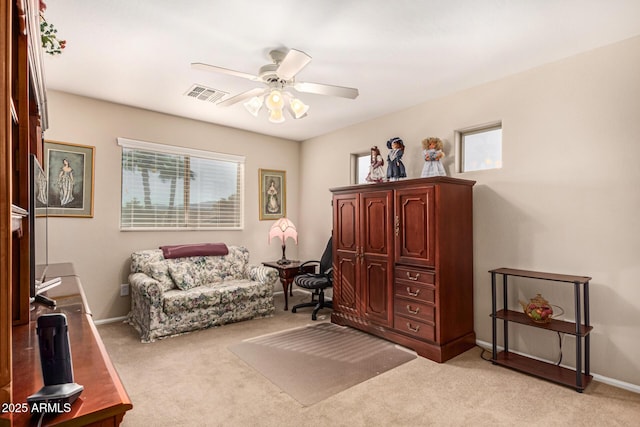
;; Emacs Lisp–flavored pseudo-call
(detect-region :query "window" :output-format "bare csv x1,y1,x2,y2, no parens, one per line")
459,123,502,172
355,153,370,184
117,138,244,230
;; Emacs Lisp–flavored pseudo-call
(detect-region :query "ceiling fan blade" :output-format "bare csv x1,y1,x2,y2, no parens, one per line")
293,81,359,99
217,87,267,107
276,49,312,80
191,62,259,81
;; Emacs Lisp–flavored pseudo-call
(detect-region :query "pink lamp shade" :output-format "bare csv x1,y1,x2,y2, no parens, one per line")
269,218,298,264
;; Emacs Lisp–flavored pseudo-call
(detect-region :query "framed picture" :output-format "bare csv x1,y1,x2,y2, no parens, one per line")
259,169,286,220
44,140,95,217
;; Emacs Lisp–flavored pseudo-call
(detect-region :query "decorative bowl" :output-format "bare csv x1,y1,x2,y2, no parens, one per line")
519,293,553,323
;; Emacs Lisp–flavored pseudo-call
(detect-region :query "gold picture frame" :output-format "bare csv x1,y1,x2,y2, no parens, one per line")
259,169,286,220
44,140,95,218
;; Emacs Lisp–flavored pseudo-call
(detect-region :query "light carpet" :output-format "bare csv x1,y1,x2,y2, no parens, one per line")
228,322,416,406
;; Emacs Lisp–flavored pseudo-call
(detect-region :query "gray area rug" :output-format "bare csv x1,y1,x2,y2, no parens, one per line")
228,322,416,406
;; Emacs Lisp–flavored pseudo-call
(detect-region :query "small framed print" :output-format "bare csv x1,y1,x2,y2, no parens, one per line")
259,169,286,220
44,140,95,218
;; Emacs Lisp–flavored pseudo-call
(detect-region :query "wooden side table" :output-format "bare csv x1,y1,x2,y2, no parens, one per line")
489,268,593,392
262,261,315,311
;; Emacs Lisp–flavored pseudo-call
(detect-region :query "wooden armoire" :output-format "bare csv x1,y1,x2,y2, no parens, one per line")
330,176,475,363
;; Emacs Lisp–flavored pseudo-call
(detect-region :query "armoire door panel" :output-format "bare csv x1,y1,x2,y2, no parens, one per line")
362,257,392,326
361,191,392,255
335,196,358,251
334,252,358,315
396,187,435,267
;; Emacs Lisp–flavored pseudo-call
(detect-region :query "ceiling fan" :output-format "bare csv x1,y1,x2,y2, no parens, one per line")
191,48,359,122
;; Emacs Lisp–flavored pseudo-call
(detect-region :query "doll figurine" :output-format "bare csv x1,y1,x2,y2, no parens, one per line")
421,137,446,177
386,137,406,181
365,146,385,183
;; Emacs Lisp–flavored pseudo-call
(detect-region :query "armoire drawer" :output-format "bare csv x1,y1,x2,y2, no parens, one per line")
395,266,435,286
394,315,435,342
393,298,435,323
394,281,435,304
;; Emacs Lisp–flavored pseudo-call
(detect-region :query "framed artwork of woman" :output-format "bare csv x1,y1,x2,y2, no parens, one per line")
44,140,95,217
258,169,286,220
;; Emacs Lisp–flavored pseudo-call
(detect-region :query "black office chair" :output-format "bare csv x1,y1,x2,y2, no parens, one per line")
291,238,333,320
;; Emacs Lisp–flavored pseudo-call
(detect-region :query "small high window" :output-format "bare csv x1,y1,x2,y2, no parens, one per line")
458,124,502,172
352,152,371,184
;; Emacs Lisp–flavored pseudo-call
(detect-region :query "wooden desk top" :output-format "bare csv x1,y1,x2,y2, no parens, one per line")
3,264,132,426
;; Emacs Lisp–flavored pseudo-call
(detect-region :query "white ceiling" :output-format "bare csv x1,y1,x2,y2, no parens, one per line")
42,0,640,142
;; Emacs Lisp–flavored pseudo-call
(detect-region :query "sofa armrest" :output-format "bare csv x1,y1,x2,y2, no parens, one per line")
129,272,164,300
246,265,278,286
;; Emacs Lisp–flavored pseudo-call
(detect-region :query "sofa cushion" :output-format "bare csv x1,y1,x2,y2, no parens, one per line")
140,261,175,292
162,279,271,315
167,262,198,291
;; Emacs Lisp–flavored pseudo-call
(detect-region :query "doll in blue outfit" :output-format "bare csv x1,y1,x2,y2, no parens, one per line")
386,137,406,181
421,137,446,177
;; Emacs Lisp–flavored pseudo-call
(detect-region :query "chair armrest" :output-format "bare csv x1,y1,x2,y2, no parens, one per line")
128,272,163,300
299,260,320,273
247,265,279,285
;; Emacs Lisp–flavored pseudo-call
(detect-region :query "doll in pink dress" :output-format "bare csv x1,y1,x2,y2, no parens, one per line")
365,146,385,183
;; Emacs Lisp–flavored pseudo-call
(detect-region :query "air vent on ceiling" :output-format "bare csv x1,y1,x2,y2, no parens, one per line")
184,84,228,103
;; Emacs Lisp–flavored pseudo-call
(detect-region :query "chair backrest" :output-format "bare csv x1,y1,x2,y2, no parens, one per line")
319,237,333,275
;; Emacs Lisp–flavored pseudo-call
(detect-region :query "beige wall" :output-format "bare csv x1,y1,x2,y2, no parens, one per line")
44,91,301,320
299,36,640,387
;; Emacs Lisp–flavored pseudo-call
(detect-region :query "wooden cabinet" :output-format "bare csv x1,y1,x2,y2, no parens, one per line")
331,177,475,363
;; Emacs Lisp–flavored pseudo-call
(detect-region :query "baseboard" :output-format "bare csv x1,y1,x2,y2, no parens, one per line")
94,316,128,326
476,339,640,394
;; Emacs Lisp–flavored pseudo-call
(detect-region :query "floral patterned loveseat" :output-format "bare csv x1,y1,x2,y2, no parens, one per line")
127,245,278,342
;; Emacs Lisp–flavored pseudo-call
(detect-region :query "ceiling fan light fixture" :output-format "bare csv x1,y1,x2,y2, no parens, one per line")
194,47,359,125
265,89,284,110
243,96,263,117
289,97,309,119
268,107,285,124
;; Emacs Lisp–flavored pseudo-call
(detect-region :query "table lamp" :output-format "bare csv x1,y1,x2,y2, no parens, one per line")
269,218,298,265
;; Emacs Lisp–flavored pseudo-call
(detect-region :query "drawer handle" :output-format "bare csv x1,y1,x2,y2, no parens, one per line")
406,272,420,281
406,305,420,315
406,287,421,297
406,322,420,333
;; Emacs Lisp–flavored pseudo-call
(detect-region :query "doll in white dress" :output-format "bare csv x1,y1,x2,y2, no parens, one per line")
421,137,446,177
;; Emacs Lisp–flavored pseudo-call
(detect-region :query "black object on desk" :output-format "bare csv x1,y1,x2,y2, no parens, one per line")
27,313,84,414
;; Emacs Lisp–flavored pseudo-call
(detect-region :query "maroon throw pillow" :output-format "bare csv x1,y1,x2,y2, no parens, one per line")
160,243,229,259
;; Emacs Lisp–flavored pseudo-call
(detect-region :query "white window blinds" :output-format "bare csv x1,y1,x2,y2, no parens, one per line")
117,138,244,230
